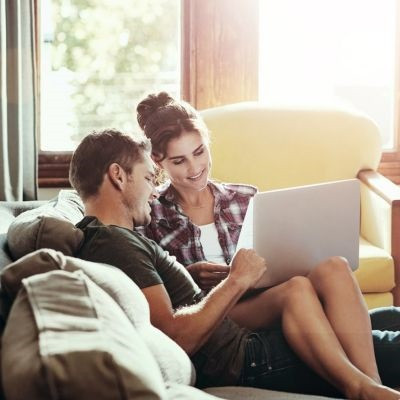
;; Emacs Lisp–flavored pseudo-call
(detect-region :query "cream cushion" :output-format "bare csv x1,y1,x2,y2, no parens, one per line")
2,269,166,400
357,237,394,293
202,103,381,191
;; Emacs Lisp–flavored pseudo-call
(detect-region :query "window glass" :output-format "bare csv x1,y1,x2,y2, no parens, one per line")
259,0,397,148
40,0,181,151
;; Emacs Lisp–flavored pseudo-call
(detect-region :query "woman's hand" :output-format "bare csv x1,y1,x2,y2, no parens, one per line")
186,261,230,290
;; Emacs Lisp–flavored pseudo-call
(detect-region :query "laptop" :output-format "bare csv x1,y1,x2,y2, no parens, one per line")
235,179,360,288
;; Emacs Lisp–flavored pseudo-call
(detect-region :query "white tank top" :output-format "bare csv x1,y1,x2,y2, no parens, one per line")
199,223,226,264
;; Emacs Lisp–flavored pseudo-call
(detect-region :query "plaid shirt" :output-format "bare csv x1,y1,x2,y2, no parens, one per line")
141,181,257,266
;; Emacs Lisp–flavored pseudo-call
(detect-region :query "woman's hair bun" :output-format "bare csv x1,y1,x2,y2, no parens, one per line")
137,92,174,130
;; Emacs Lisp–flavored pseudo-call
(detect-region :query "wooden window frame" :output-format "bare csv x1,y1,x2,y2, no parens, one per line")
38,0,400,187
39,152,72,188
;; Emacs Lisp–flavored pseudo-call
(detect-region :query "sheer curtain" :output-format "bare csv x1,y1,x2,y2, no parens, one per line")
0,0,38,201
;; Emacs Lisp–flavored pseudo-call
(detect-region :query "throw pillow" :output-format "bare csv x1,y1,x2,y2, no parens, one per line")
2,270,166,400
7,190,84,259
1,249,196,386
63,255,196,386
1,248,65,300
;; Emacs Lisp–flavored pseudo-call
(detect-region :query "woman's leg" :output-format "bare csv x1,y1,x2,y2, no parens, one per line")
228,280,291,329
230,264,400,391
275,276,400,399
229,267,400,398
244,275,400,399
308,260,400,390
230,256,382,382
307,256,380,382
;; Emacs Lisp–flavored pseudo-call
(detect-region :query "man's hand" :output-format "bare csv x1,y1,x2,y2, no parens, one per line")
142,251,266,354
186,261,230,290
229,248,267,290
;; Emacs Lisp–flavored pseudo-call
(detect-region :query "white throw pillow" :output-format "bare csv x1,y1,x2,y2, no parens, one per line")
64,255,196,386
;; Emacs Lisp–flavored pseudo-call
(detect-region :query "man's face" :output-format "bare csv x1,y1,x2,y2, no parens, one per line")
123,153,157,227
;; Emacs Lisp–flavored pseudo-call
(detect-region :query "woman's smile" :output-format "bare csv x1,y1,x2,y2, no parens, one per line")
188,169,205,181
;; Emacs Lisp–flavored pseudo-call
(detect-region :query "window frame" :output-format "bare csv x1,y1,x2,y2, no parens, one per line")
38,0,400,187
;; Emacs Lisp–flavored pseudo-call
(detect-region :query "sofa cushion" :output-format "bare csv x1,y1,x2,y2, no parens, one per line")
166,383,225,399
356,237,394,293
1,248,195,386
7,190,84,260
1,269,166,400
204,386,344,400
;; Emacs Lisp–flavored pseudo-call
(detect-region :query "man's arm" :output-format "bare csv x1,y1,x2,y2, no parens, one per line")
142,248,266,355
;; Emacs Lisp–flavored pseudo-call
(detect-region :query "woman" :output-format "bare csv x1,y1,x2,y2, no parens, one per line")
137,92,254,289
136,92,400,398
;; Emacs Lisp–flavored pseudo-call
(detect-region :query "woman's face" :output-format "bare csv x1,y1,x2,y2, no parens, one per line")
158,131,211,192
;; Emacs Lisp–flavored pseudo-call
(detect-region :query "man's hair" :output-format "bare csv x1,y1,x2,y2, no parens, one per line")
69,129,151,200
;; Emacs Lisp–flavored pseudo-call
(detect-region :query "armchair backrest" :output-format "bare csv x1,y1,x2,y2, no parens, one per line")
201,102,382,191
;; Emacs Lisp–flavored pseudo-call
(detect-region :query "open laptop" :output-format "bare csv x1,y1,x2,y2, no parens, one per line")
236,179,360,288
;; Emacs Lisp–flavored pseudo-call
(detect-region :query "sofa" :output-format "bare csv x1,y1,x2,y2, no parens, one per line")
201,103,400,308
0,194,344,399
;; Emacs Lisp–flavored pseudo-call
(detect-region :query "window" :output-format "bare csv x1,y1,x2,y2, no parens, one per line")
259,0,397,149
38,0,258,187
39,0,400,185
40,0,181,152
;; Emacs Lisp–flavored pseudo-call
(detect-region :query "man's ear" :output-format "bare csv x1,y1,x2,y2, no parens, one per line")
107,163,126,191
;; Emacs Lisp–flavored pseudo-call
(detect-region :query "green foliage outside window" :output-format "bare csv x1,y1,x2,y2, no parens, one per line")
49,0,180,144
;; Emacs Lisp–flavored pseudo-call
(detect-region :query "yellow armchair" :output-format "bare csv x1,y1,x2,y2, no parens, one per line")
201,102,400,309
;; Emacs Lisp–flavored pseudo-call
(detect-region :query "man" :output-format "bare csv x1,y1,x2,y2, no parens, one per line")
70,129,400,400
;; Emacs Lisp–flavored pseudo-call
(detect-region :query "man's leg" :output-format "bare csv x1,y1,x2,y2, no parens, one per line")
370,306,400,331
370,307,400,388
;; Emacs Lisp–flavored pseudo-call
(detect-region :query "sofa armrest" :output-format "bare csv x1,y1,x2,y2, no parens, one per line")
358,169,400,305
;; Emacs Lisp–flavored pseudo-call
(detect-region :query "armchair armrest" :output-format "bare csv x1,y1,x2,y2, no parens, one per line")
358,169,400,305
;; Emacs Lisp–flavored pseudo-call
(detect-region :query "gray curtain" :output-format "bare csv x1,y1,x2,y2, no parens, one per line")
0,0,38,201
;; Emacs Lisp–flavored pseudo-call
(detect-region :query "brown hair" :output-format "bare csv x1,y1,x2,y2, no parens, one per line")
69,129,151,200
136,92,209,162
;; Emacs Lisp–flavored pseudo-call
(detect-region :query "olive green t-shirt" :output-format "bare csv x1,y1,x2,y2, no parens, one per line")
76,216,249,386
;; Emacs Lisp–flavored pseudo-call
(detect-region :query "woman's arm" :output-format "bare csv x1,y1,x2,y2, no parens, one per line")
186,261,230,290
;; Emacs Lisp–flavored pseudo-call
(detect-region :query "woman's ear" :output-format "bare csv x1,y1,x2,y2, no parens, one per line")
151,155,162,170
107,163,125,191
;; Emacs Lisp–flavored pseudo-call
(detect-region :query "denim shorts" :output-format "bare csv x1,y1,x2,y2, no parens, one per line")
238,329,342,397
238,307,400,397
